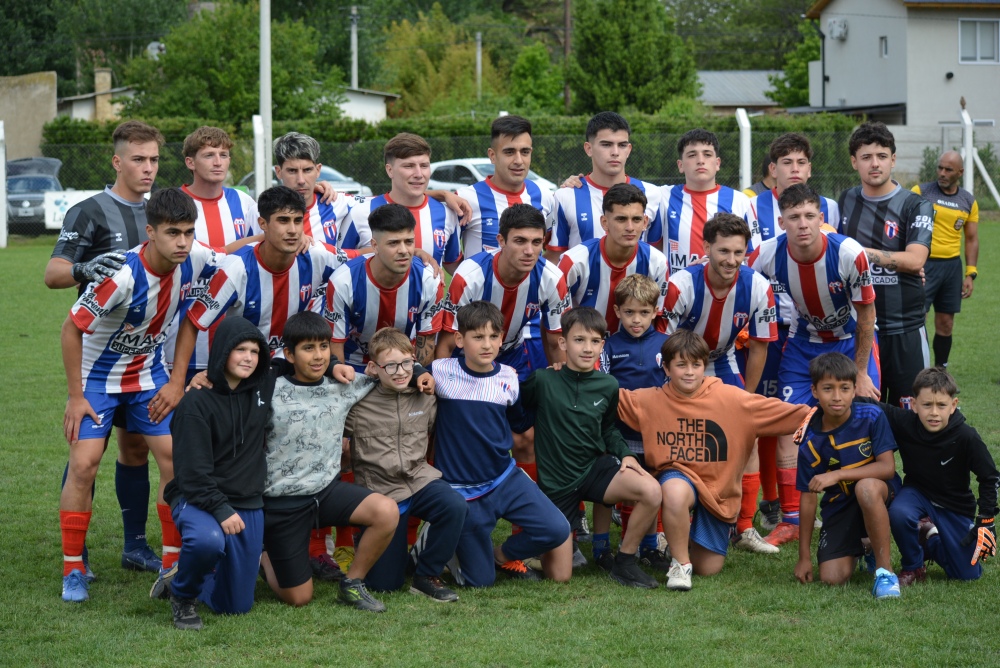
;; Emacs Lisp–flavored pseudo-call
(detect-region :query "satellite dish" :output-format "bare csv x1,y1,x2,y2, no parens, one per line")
146,41,165,60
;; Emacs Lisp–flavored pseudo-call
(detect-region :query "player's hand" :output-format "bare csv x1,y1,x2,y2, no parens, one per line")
962,276,974,299
296,235,314,255
547,361,565,371
620,455,651,477
792,406,818,445
794,557,814,583
442,192,472,226
64,396,100,445
962,516,997,565
560,174,585,189
413,248,442,278
315,181,339,203
71,252,126,284
332,363,355,384
186,370,212,391
919,267,926,286
808,471,838,493
148,380,184,424
415,371,435,395
854,372,880,401
220,513,246,535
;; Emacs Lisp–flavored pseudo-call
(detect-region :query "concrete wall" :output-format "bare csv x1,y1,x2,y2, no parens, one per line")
0,72,57,160
341,90,390,123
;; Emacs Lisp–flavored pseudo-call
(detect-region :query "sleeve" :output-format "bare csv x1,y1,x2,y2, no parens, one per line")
967,429,1000,517
518,370,538,407
969,199,979,226
906,197,935,249
418,266,444,335
548,191,572,253
644,185,664,245
845,241,875,305
540,267,571,333
542,190,556,230
602,386,633,460
616,388,643,432
825,199,841,232
661,275,688,335
440,268,471,333
51,204,96,263
869,410,898,457
338,203,370,250
507,395,534,434
558,249,585,302
170,407,234,523
749,394,813,437
324,265,352,342
796,437,825,493
747,199,762,253
442,209,461,264
651,249,670,310
749,274,777,341
187,256,243,331
192,242,223,281
69,271,130,334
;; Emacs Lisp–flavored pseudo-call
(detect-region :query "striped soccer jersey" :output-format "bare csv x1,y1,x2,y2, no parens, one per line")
304,193,351,249
558,237,668,333
181,185,261,251
748,233,874,343
442,251,570,357
457,177,555,257
325,255,443,368
662,264,777,377
661,184,753,273
549,175,664,252
70,242,220,394
187,242,350,356
338,193,460,264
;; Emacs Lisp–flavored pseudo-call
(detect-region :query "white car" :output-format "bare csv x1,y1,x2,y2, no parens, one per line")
428,159,558,193
237,165,373,199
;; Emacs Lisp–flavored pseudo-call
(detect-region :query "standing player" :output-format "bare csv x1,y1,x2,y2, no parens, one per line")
912,150,980,368
59,188,220,601
44,120,164,575
661,129,753,275
336,133,461,272
839,121,933,407
662,213,778,553
743,155,776,197
545,112,664,261
748,184,880,547
558,183,668,333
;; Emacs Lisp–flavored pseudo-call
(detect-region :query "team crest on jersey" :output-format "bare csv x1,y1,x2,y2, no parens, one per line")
733,312,749,328
408,305,422,323
433,228,447,250
233,218,247,238
524,302,541,319
179,281,193,300
884,220,898,239
828,280,844,294
899,396,913,410
300,285,313,303
323,219,337,239
955,218,965,231
858,439,873,458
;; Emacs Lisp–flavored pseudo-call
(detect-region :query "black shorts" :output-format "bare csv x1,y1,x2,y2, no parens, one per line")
548,454,621,526
263,479,373,589
924,257,963,315
878,328,930,408
816,489,895,563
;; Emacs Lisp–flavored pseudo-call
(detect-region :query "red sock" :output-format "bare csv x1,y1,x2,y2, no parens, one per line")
737,472,761,533
517,461,538,482
406,515,420,546
620,502,633,535
656,511,664,535
309,527,331,558
157,503,181,569
60,510,91,576
758,437,778,502
777,467,800,525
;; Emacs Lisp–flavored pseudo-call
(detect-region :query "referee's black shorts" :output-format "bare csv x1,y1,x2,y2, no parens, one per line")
924,257,963,315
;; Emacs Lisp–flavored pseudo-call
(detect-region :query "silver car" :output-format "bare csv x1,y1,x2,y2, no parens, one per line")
6,158,64,231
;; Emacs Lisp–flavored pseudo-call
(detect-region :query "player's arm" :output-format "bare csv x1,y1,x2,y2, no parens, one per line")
45,258,79,289
413,334,435,366
147,317,200,424
743,339,767,395
427,190,472,226
331,341,347,367
864,242,929,275
61,315,99,444
434,331,457,360
807,450,896,493
795,491,818,583
45,253,127,290
224,235,261,254
852,301,879,400
963,212,979,299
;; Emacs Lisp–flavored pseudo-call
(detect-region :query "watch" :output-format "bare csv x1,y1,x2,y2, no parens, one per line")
968,272,977,281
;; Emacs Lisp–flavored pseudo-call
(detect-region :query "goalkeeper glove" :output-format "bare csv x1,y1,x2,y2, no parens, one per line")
961,516,996,566
72,252,126,284
793,406,819,445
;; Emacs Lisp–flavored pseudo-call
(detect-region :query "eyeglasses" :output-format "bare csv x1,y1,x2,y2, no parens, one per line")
374,358,414,375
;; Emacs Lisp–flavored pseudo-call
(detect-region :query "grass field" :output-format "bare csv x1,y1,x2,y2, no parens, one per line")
1,220,998,667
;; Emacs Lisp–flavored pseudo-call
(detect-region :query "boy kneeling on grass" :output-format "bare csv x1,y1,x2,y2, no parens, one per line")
617,330,810,592
792,353,903,600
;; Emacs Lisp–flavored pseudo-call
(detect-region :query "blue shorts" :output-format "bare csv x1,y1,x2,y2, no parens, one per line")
657,470,734,556
777,335,881,405
496,344,533,382
78,389,171,439
753,327,789,397
708,366,745,389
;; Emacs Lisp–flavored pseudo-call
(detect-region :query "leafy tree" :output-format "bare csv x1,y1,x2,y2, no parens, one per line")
123,2,344,129
767,20,820,107
568,0,698,115
509,43,563,114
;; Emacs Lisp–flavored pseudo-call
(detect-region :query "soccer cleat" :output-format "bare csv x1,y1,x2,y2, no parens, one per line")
639,546,672,573
576,513,592,543
410,575,459,602
150,564,178,600
61,569,90,602
757,499,781,532
666,560,693,591
609,551,659,589
764,521,799,547
656,532,670,559
595,551,615,573
496,559,542,581
121,545,162,573
611,506,622,527
169,592,203,630
572,544,588,568
338,577,386,612
732,527,780,554
872,568,901,599
333,546,355,572
918,517,939,546
309,553,345,582
523,556,544,571
898,567,927,587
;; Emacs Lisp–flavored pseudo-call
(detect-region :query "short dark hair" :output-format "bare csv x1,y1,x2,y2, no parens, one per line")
769,132,813,163
499,203,545,240
561,307,605,338
602,182,647,213
661,329,710,366
778,183,822,214
112,120,164,153
283,311,332,351
369,203,416,235
912,367,959,398
384,132,432,164
809,352,856,385
182,126,233,159
849,121,896,156
457,301,503,335
146,187,197,228
759,154,773,180
273,131,321,166
491,115,532,143
258,185,307,220
677,129,720,158
703,213,750,244
586,111,631,142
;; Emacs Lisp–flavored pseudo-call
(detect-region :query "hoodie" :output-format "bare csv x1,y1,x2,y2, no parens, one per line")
164,316,272,523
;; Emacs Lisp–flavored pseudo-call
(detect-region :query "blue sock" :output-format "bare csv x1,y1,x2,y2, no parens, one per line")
592,533,610,558
116,461,151,552
640,533,658,552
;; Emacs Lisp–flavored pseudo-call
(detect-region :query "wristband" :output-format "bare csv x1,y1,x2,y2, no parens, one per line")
965,265,978,277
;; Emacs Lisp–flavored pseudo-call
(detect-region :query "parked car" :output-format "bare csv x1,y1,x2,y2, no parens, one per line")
237,165,373,199
6,157,64,230
427,158,558,193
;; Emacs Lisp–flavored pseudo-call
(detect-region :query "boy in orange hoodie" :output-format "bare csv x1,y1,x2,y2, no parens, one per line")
617,330,810,591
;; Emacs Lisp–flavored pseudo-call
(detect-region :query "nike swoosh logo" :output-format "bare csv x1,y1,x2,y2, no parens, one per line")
941,457,954,466
593,399,605,407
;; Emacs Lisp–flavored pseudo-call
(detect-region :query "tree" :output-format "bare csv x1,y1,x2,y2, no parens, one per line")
123,2,344,128
767,20,820,107
568,0,698,115
509,43,563,115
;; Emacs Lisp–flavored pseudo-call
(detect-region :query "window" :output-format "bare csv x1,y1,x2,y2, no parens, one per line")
431,166,453,182
879,36,888,58
960,19,999,63
452,166,477,186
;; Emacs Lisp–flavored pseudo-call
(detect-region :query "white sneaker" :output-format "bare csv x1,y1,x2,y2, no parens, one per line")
666,560,693,591
732,527,780,554
656,532,670,558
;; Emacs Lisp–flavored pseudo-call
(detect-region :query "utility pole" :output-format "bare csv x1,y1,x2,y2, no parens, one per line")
564,0,571,113
350,5,359,89
476,32,482,101
260,0,272,185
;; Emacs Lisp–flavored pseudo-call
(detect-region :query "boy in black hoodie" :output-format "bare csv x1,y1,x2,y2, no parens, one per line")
881,368,999,584
154,316,272,630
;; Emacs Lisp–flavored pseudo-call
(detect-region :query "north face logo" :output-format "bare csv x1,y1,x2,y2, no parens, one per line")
656,418,728,462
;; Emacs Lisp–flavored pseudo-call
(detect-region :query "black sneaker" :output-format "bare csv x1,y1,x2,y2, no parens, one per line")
594,551,615,573
150,564,178,600
575,513,592,543
338,577,386,612
309,553,345,582
758,499,781,532
410,575,459,602
169,593,203,631
639,547,672,573
609,551,659,589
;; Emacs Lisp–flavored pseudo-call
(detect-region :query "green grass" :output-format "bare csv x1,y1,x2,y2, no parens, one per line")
1,222,999,667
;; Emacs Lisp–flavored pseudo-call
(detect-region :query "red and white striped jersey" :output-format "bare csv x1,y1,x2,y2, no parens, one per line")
661,184,753,273
70,242,220,394
181,185,260,252
457,177,555,257
558,237,668,333
549,175,664,252
304,193,352,249
338,194,460,264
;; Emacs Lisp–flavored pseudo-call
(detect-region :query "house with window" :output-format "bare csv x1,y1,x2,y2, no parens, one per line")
804,0,1000,126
